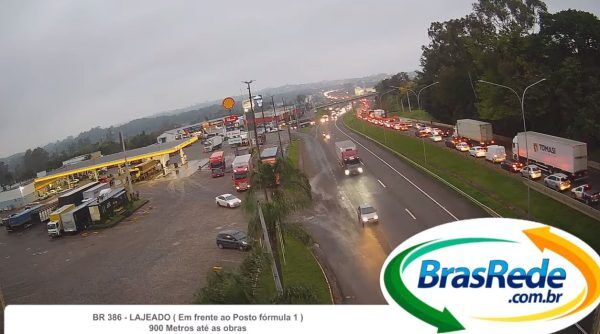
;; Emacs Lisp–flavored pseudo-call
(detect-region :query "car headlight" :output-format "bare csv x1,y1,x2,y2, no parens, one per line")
357,167,363,173
373,215,378,220
344,170,350,175
241,241,248,245
362,217,368,222
235,186,240,189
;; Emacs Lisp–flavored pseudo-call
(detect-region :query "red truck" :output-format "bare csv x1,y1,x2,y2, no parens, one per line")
335,140,363,176
209,151,225,178
232,154,252,191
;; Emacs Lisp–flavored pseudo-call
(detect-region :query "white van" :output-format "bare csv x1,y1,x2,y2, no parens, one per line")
485,145,506,163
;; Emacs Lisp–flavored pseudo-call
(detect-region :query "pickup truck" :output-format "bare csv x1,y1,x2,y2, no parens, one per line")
571,184,599,206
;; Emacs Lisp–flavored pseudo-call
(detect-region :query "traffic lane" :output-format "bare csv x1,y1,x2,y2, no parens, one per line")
320,125,445,249
335,120,489,221
298,129,386,304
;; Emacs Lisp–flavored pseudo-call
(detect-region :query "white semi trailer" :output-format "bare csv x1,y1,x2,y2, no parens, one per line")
512,131,587,180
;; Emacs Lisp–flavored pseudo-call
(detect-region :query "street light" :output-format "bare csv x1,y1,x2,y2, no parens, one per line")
478,78,546,217
18,186,24,205
416,81,440,110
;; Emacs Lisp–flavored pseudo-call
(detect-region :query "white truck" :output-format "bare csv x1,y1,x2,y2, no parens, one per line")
456,119,494,146
512,131,587,180
82,183,110,202
335,140,363,176
204,135,223,152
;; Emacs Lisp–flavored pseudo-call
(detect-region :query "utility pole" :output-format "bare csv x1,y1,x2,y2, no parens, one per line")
119,131,134,200
282,97,292,142
406,91,412,112
243,80,260,153
271,96,284,157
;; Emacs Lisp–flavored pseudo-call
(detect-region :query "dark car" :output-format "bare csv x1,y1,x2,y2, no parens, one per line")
216,230,251,251
501,159,524,173
444,138,456,148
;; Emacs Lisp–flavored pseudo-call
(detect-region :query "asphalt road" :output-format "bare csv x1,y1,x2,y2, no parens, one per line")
297,117,488,304
297,111,594,333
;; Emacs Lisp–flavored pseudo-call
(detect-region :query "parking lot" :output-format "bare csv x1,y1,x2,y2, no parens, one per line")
0,141,249,305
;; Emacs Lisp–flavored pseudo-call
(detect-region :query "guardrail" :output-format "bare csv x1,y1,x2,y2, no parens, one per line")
527,181,600,221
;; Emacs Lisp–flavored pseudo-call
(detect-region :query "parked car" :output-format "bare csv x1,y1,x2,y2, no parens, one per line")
500,159,524,173
543,173,571,191
571,184,599,205
430,134,442,142
521,165,542,179
216,230,251,251
469,146,486,158
456,142,470,152
215,194,242,208
357,204,378,226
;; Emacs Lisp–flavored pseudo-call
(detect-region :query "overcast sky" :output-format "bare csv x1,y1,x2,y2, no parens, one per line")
1,0,598,157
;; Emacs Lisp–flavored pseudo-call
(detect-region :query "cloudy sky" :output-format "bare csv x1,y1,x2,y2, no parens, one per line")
1,0,598,157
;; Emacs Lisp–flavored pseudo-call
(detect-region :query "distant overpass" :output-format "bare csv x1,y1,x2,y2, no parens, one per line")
315,93,378,110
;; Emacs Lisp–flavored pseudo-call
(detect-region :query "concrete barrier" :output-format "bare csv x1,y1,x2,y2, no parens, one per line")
527,180,600,221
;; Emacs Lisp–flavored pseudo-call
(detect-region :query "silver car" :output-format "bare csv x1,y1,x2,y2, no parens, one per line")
544,173,571,191
521,165,542,179
358,204,378,226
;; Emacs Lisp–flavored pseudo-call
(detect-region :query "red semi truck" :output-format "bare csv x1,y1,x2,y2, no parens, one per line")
335,140,363,176
209,151,226,178
232,154,252,191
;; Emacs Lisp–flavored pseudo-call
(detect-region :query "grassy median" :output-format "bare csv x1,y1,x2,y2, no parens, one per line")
388,109,438,122
343,113,600,253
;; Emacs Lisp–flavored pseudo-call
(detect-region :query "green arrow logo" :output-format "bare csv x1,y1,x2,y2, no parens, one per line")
383,238,514,333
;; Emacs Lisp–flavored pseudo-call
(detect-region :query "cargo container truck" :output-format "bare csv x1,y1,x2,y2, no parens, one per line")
58,182,99,207
209,151,226,177
204,136,223,152
82,183,110,202
5,204,53,231
512,131,587,180
232,154,252,191
335,140,363,176
47,204,75,237
455,119,495,146
60,202,92,233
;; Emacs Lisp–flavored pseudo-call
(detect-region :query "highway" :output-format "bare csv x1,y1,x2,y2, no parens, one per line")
296,108,593,332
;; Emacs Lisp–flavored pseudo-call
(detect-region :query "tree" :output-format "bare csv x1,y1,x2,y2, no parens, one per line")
194,271,253,304
0,162,14,187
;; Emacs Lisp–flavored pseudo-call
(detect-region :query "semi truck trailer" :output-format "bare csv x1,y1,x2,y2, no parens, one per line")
232,154,252,191
512,131,587,180
456,119,494,146
204,136,223,152
58,182,99,207
335,140,363,176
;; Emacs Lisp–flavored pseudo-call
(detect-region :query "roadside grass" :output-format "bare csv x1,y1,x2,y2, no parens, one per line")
388,109,438,122
287,139,300,168
279,235,331,304
315,108,328,119
298,127,312,134
343,113,600,253
255,234,331,304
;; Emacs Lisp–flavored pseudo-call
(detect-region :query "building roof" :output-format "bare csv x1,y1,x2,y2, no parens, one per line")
34,137,197,190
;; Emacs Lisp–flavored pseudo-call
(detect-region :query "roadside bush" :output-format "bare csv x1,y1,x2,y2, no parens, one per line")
194,271,253,304
271,285,318,304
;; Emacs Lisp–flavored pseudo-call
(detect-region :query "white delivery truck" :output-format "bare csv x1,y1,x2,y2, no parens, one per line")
456,119,494,146
485,145,506,163
512,131,587,180
204,135,223,152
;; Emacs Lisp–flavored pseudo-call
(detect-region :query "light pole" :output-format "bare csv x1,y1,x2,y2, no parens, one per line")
271,96,284,157
478,78,546,217
416,81,440,110
406,89,418,112
243,80,260,153
282,98,292,142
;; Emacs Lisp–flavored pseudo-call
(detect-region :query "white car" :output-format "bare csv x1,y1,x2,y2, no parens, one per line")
521,165,542,179
544,173,571,191
469,146,486,158
456,142,470,152
216,194,242,208
430,134,442,142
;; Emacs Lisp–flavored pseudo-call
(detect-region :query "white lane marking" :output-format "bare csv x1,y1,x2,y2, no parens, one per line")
405,208,417,220
377,179,386,188
575,323,588,334
335,120,459,221
360,160,365,166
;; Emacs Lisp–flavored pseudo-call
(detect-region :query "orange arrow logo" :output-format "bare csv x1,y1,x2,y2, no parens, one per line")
523,227,600,316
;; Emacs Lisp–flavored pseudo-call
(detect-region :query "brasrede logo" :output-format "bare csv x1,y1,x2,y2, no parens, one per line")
380,218,600,334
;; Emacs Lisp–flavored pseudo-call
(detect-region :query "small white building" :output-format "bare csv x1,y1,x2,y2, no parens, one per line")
0,182,37,210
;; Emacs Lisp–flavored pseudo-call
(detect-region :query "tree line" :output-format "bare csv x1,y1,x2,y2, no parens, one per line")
377,0,600,151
